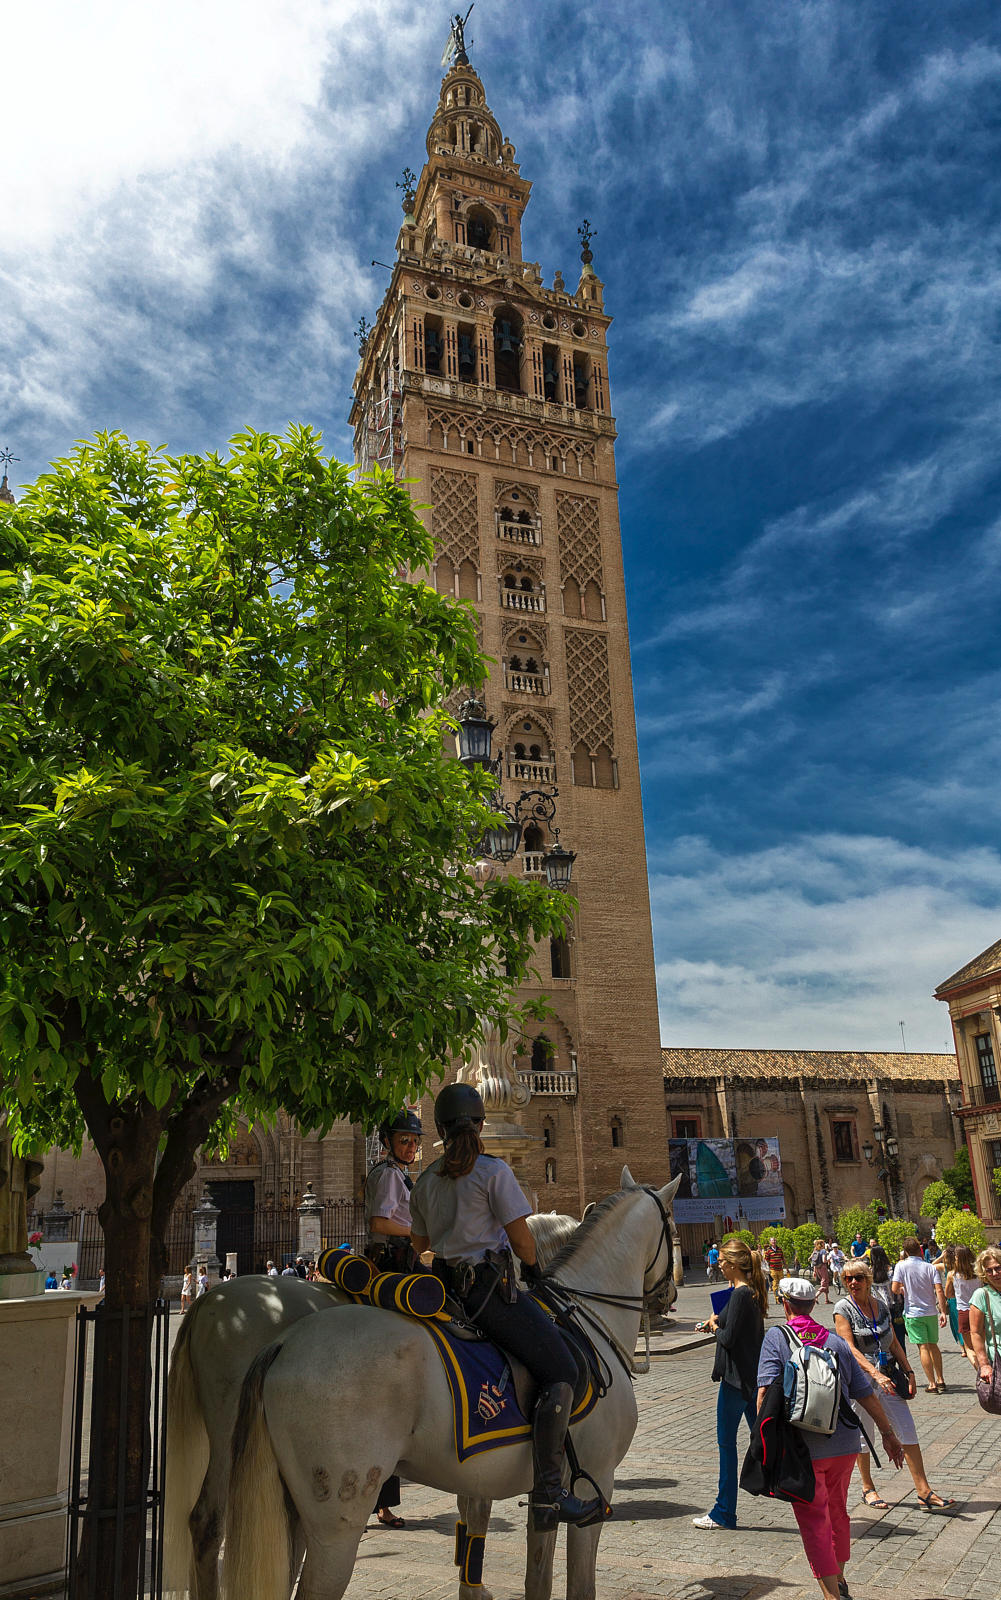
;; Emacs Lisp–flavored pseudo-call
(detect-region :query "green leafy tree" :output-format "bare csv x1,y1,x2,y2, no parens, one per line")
877,1218,918,1259
722,1229,756,1249
932,1207,988,1254
919,1179,957,1218
993,1167,1001,1198
794,1223,820,1272
0,430,570,1594
943,1145,977,1208
835,1200,883,1251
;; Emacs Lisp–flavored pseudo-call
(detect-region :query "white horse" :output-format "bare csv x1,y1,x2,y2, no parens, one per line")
223,1169,681,1600
163,1211,580,1600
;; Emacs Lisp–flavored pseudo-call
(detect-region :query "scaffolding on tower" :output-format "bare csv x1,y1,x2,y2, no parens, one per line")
365,378,404,481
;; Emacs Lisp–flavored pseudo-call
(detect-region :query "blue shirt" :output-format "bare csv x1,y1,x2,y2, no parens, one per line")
851,1239,867,1257
757,1325,873,1460
708,1246,720,1264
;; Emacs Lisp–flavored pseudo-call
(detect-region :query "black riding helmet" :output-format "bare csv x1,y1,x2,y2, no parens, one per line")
378,1107,423,1144
434,1082,485,1138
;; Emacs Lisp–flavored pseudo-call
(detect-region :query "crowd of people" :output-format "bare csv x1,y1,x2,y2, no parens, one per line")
693,1229,1001,1600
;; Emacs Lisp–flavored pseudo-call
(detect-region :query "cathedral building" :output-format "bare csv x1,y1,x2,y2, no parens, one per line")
348,45,667,1209
31,43,669,1238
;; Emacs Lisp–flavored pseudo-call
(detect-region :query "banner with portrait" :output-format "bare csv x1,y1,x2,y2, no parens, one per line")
668,1136,785,1223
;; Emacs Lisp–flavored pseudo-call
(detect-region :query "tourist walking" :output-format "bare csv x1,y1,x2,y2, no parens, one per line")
266,1259,278,1276
892,1238,948,1392
692,1237,768,1531
757,1276,904,1600
834,1260,954,1511
181,1266,194,1312
707,1241,721,1283
937,1244,962,1347
763,1235,786,1306
870,1244,907,1354
810,1240,831,1305
969,1245,1001,1388
828,1240,846,1296
946,1246,981,1372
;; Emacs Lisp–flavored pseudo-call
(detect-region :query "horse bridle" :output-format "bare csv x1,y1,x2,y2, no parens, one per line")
543,1186,675,1314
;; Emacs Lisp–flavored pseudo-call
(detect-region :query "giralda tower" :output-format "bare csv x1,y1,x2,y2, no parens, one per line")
349,40,667,1202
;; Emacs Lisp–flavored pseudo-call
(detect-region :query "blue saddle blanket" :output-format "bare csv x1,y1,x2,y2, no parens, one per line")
421,1319,598,1463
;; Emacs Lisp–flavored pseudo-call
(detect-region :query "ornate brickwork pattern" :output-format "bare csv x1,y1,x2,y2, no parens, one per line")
556,493,603,592
565,628,615,755
494,480,539,510
426,407,597,478
430,469,480,568
502,618,548,648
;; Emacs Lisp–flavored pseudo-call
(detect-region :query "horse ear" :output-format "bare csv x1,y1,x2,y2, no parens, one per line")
658,1173,683,1204
620,1165,637,1189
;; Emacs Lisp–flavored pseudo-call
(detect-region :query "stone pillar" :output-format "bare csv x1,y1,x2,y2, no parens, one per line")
0,1290,102,1596
192,1187,221,1282
298,1183,323,1263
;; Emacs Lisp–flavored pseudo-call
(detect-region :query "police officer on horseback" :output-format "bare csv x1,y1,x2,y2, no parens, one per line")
409,1082,601,1529
364,1108,423,1274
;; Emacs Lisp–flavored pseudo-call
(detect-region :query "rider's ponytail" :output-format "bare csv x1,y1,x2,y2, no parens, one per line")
440,1124,484,1180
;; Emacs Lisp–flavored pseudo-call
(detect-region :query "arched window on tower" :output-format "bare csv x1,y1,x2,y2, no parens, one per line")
572,741,592,786
457,559,478,601
531,1035,551,1074
610,1117,624,1149
550,935,571,980
542,1117,555,1149
435,555,455,596
466,206,494,250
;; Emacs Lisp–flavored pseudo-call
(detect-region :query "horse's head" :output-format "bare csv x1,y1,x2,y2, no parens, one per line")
620,1166,682,1314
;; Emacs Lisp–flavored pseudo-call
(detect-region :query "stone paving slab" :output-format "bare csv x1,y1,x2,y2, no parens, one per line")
335,1281,1000,1600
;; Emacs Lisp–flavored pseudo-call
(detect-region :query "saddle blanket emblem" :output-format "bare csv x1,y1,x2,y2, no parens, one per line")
422,1320,598,1463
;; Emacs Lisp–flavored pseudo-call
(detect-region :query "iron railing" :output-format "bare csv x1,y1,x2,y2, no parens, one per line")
67,1300,170,1599
961,1076,1001,1108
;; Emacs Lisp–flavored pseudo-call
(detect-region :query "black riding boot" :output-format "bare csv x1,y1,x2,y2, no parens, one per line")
528,1383,602,1530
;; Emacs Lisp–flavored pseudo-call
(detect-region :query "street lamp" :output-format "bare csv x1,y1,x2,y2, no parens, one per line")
456,696,578,891
863,1121,898,1216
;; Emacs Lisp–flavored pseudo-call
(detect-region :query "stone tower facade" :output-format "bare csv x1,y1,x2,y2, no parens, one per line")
349,53,667,1208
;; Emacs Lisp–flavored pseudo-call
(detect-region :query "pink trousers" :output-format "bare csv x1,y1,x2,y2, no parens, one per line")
792,1453,857,1577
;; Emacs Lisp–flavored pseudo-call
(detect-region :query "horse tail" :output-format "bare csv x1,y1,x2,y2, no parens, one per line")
163,1305,210,1597
223,1341,292,1600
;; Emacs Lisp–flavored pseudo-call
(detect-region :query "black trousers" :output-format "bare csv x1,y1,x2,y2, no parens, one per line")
376,1474,400,1511
461,1276,577,1390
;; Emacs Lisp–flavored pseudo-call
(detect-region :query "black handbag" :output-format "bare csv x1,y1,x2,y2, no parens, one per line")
885,1356,912,1401
975,1292,1001,1416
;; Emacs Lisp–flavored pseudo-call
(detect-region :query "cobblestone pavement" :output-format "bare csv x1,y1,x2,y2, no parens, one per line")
340,1281,1001,1600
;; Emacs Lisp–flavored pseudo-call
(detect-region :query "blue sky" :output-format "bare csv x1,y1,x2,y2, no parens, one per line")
3,1,999,1051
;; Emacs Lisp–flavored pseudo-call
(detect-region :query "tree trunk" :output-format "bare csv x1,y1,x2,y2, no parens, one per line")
73,1099,163,1599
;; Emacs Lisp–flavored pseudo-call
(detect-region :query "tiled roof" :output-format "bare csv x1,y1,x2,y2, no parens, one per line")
935,936,1001,996
662,1047,957,1084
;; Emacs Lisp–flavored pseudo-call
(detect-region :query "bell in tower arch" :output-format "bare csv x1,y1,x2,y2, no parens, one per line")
467,214,490,250
458,333,476,378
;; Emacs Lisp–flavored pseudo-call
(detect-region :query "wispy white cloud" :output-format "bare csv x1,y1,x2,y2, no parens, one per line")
653,834,1001,1050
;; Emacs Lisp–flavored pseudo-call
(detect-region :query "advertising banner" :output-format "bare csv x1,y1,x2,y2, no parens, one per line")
668,1137,785,1224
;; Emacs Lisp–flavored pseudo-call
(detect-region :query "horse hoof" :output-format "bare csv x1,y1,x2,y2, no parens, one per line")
459,1585,493,1600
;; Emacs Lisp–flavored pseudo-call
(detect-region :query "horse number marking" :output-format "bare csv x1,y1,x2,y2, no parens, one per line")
312,1466,332,1501
364,1466,382,1494
338,1469,359,1502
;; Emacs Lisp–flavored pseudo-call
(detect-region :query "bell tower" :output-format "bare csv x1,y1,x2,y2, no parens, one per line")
349,49,667,1204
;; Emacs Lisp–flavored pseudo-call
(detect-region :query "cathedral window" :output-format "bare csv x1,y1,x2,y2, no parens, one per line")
550,936,571,980
531,1035,552,1073
543,1119,555,1149
610,1117,624,1148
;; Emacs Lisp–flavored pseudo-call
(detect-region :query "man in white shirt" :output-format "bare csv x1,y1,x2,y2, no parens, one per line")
266,1260,278,1277
892,1236,948,1391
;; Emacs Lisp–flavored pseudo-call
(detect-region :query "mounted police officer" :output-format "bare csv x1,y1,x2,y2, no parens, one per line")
409,1082,601,1529
364,1108,423,1274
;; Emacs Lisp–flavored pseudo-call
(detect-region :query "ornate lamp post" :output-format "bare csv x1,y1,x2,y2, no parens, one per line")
456,697,577,891
862,1122,900,1218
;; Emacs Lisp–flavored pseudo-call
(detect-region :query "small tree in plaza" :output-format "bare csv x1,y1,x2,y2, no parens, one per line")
834,1200,883,1250
772,1225,796,1265
0,430,570,1595
933,1207,988,1254
919,1179,958,1218
794,1223,820,1271
877,1218,918,1259
943,1145,976,1208
722,1229,756,1249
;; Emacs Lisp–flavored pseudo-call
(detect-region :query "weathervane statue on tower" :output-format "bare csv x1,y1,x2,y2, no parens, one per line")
442,5,473,68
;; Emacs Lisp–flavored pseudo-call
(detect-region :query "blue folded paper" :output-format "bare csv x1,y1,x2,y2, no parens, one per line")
710,1287,734,1315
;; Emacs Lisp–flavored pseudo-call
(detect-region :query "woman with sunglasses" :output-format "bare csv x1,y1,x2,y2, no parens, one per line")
834,1261,955,1512
969,1245,1001,1387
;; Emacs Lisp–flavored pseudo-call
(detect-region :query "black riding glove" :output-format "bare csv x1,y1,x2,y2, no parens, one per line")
521,1259,543,1285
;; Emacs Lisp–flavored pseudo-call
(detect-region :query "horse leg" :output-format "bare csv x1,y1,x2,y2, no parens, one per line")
564,1464,615,1600
525,1518,558,1600
186,1456,226,1600
457,1495,493,1600
292,1522,367,1600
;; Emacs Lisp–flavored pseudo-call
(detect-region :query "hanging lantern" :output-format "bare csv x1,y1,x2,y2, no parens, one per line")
544,842,577,892
456,698,496,769
483,816,523,864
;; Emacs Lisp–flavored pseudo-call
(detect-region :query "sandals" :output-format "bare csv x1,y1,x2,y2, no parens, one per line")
375,1510,405,1528
918,1492,956,1511
936,1381,947,1392
862,1490,890,1510
925,1384,938,1393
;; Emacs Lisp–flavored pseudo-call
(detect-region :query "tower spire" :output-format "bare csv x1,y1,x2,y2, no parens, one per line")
0,448,18,506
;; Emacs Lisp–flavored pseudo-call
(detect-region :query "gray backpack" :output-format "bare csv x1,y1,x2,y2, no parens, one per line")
780,1326,841,1434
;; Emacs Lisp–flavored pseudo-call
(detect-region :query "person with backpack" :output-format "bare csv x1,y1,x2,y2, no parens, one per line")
692,1237,768,1531
756,1276,904,1600
834,1260,954,1512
